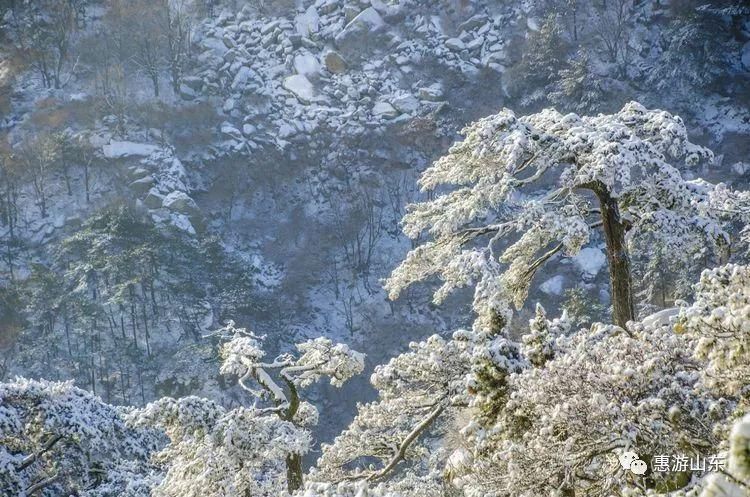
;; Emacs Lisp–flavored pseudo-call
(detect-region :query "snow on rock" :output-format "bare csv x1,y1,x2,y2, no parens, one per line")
221,122,243,139
540,275,565,296
179,84,198,100
295,5,320,37
144,189,165,209
392,93,420,114
163,191,200,217
641,307,679,329
129,176,156,194
418,84,444,101
181,0,527,157
283,74,315,103
103,141,160,159
232,66,254,90
242,123,256,137
202,35,229,57
372,102,399,119
168,212,196,235
573,247,606,279
445,38,465,51
294,54,322,76
334,7,386,56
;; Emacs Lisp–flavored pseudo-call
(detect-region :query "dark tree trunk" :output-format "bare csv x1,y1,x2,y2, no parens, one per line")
282,377,303,492
594,186,634,328
84,162,90,203
286,454,303,493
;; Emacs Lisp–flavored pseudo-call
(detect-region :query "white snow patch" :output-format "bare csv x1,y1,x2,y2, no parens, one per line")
574,247,606,279
295,6,320,37
282,75,315,103
346,7,384,31
294,54,321,76
168,212,196,234
372,101,398,118
540,275,565,295
102,141,159,159
641,307,678,329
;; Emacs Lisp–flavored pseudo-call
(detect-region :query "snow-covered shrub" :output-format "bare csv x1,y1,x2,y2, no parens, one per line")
0,378,158,497
700,414,750,497
460,320,728,497
678,263,750,397
128,397,309,497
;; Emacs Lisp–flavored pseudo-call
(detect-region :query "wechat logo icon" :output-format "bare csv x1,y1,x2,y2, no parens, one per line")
619,451,648,475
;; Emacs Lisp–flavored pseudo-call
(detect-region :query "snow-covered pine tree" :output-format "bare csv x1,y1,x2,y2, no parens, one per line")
385,101,749,329
312,333,472,487
215,321,364,493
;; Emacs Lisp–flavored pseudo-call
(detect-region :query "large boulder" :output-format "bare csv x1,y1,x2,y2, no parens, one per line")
179,84,198,100
181,76,204,92
295,5,320,37
445,38,465,51
324,50,347,74
231,66,254,90
334,7,389,60
418,84,444,102
282,74,315,103
143,189,165,209
372,101,399,119
163,191,201,218
392,93,420,114
129,176,156,195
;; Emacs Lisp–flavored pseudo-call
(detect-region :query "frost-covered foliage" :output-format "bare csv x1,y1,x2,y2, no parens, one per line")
128,397,309,497
460,321,728,497
700,414,750,497
14,204,259,404
215,321,364,413
300,472,446,497
311,322,526,496
385,102,748,329
0,378,158,497
0,321,364,497
520,303,571,367
647,6,741,93
212,320,364,492
678,264,750,398
313,333,471,486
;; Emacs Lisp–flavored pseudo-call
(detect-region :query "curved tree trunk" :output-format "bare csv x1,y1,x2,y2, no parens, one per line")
594,187,634,328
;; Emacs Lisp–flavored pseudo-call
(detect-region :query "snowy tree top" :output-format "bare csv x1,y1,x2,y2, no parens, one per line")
385,102,750,330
